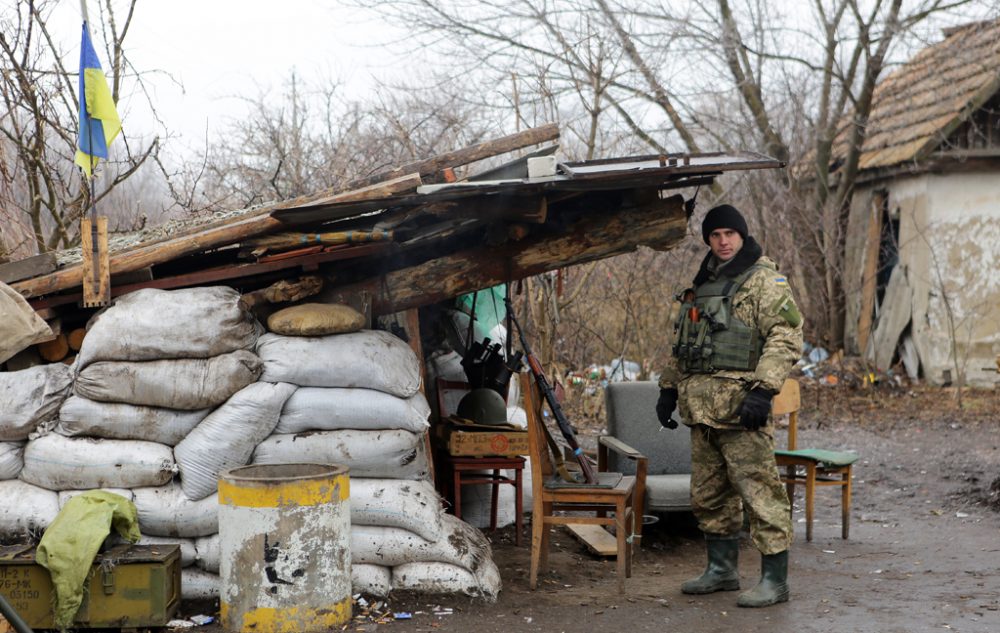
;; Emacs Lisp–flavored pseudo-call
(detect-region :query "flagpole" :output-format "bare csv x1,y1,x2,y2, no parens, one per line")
79,0,99,290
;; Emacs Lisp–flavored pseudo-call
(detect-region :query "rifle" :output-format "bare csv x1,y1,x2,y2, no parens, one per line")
505,297,598,485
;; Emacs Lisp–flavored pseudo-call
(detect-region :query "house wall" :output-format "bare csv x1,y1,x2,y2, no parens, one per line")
847,172,1000,387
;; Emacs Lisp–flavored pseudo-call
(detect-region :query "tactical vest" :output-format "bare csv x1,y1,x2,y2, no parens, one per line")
672,264,766,373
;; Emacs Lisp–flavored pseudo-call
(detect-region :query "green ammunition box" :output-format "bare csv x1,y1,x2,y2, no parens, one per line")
0,543,180,629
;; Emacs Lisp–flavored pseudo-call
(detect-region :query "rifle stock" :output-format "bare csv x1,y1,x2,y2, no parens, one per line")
506,299,598,484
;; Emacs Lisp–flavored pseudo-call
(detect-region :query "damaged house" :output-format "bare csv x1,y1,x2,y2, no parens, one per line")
837,19,1000,387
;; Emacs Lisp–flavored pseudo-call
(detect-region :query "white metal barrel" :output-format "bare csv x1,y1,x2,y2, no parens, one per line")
218,463,350,632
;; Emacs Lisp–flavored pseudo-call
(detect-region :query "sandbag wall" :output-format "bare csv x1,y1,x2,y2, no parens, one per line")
253,330,500,598
0,287,499,601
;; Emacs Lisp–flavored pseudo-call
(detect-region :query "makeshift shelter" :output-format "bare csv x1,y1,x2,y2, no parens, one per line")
0,124,782,601
831,20,1000,386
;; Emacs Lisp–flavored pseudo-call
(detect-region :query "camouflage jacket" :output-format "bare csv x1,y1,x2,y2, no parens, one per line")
659,248,803,431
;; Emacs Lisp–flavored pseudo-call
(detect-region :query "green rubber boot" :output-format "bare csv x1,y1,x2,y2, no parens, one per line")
737,550,790,607
680,534,740,594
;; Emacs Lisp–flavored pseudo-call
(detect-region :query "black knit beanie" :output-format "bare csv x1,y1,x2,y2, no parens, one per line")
701,204,748,244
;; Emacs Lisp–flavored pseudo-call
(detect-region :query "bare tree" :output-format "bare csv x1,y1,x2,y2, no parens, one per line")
0,0,161,259
358,0,983,351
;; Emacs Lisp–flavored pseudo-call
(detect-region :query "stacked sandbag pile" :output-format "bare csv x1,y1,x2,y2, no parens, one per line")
426,309,531,530
0,290,502,601
13,287,276,599
247,317,500,600
0,364,74,533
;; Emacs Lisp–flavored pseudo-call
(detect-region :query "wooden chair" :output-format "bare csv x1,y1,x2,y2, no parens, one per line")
520,372,645,593
773,379,859,542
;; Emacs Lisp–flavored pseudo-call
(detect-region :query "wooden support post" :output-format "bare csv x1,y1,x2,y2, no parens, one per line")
857,192,885,354
333,193,688,317
81,216,110,307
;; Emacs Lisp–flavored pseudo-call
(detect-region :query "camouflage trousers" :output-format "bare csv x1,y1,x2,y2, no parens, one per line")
689,424,792,554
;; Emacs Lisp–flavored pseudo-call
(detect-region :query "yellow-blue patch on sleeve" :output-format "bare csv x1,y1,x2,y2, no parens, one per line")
774,276,788,286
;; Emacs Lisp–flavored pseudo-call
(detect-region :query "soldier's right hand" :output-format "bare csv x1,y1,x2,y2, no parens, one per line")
656,388,679,429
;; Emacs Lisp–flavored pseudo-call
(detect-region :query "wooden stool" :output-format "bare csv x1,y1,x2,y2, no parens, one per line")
444,455,525,545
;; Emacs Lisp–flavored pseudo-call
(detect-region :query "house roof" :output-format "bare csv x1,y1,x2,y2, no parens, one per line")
830,18,1000,173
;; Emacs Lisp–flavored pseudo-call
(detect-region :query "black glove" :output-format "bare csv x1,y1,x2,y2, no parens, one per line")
739,387,773,431
656,388,679,429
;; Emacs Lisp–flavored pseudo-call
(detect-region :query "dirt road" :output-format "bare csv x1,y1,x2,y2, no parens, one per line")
369,385,1000,633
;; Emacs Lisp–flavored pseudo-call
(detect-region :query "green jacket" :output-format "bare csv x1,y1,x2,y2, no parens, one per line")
659,242,803,431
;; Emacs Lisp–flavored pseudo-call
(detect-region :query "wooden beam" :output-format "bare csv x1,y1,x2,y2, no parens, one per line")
339,124,559,192
0,253,56,284
27,243,390,310
334,193,687,316
857,191,885,354
12,174,421,300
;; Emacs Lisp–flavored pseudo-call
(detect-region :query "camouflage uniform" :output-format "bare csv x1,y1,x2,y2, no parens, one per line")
660,254,803,554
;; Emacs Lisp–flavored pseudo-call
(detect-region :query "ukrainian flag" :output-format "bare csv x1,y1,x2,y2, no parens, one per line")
75,22,121,178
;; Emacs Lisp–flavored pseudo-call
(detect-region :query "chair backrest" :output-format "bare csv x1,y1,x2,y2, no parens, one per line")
605,381,691,476
520,372,553,496
772,378,801,450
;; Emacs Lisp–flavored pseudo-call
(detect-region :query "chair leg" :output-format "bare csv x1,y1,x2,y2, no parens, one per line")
489,469,500,531
842,466,852,539
805,462,816,542
453,469,463,520
514,467,523,547
529,510,544,590
624,508,634,579
539,502,552,571
615,500,627,593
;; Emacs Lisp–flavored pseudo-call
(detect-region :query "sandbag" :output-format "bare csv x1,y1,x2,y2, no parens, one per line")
58,488,134,507
267,303,365,336
57,396,210,445
195,533,221,573
20,434,176,491
0,442,24,480
76,287,262,368
257,330,420,397
182,569,220,600
391,561,501,600
349,478,443,542
0,364,73,440
75,351,262,410
252,429,430,480
132,483,219,537
352,564,392,598
275,388,430,434
0,480,59,534
0,281,52,364
174,382,295,500
351,515,492,573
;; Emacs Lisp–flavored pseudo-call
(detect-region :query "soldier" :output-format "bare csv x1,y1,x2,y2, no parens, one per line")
657,204,803,608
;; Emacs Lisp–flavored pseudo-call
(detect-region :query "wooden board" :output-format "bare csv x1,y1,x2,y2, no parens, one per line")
0,253,56,284
81,216,110,307
566,523,617,557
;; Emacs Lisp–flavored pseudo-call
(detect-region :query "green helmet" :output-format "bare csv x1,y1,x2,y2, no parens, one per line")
456,388,508,426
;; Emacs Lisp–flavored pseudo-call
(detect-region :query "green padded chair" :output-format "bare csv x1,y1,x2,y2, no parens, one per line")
772,379,859,542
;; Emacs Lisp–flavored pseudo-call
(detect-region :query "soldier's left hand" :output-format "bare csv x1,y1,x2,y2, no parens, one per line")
739,387,773,431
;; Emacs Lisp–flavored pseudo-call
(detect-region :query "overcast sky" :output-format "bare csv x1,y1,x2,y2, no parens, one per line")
53,1,403,151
